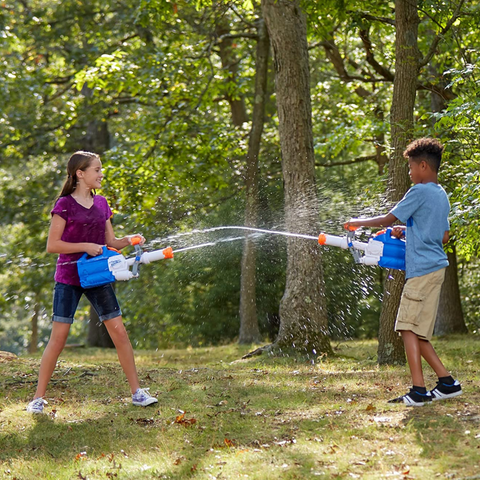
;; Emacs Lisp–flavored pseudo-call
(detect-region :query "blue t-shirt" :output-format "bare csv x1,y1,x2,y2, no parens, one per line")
390,183,449,279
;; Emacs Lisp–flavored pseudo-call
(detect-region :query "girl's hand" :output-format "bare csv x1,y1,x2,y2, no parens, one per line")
85,243,104,256
128,234,146,246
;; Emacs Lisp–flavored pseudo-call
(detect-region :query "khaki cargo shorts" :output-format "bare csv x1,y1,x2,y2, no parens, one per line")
395,268,446,341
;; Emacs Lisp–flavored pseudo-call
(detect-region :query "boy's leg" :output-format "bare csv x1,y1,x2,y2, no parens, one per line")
401,330,425,387
418,339,449,378
33,321,71,398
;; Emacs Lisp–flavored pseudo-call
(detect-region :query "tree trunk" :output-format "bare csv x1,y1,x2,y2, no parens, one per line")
215,18,249,126
238,18,269,344
428,63,467,336
28,299,40,354
435,245,468,335
378,0,421,365
87,306,115,348
80,89,115,348
262,0,331,357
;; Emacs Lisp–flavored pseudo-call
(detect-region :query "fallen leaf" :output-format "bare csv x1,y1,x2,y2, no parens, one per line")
224,438,235,447
174,413,197,427
365,404,376,412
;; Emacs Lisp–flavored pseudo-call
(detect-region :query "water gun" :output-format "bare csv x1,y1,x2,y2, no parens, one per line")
317,226,406,270
77,236,173,289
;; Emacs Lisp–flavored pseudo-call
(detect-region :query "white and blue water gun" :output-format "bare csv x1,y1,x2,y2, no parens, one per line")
317,226,406,270
77,236,173,289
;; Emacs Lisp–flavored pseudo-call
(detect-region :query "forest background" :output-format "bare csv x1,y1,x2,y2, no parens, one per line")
1,0,479,362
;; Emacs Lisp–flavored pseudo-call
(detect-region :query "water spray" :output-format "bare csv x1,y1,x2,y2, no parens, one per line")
77,226,405,289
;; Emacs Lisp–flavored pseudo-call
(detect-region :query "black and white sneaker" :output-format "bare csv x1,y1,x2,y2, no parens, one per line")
388,388,432,407
429,380,463,401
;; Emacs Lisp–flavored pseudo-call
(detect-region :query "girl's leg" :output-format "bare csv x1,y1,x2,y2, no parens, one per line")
33,322,71,398
400,330,425,387
419,339,450,378
103,316,140,394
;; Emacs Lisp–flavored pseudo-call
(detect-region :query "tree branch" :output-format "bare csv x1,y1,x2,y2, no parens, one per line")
419,0,465,68
359,29,394,81
316,155,377,168
347,11,395,26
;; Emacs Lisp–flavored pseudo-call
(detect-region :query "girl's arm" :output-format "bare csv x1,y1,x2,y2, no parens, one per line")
105,219,145,250
47,214,104,256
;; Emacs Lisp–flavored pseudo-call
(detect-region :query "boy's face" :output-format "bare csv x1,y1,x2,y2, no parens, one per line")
408,158,427,184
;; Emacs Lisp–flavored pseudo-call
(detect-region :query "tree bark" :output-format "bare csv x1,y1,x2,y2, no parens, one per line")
215,18,249,126
87,306,115,348
435,245,468,335
427,63,467,336
80,87,115,348
28,298,40,354
238,18,269,344
378,0,421,365
262,0,331,357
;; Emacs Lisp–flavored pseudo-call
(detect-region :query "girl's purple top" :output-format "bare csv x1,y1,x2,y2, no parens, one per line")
51,194,113,286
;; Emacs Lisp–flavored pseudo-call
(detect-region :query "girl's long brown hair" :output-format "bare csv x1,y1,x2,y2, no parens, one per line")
58,151,100,198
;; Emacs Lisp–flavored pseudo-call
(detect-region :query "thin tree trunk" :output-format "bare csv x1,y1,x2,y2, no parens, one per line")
238,18,270,344
428,63,467,336
378,0,421,365
28,298,40,354
215,18,249,126
261,0,331,357
435,245,468,335
81,85,115,348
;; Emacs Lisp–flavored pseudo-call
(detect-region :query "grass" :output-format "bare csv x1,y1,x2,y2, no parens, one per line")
1,335,479,479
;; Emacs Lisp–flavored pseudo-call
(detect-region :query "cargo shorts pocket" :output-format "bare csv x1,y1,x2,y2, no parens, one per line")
397,289,425,326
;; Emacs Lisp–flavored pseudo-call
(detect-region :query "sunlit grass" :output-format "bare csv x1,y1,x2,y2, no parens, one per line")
1,336,479,479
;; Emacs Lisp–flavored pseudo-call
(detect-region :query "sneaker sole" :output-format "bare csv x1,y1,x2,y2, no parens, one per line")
133,399,158,407
431,389,463,401
403,396,432,407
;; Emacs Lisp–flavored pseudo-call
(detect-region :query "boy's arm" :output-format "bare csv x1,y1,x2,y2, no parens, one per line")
443,231,449,244
345,213,398,230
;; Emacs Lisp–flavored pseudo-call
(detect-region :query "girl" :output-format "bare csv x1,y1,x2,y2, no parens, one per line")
27,151,157,413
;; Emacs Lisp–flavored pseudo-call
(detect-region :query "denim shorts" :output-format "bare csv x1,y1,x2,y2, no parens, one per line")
52,282,122,324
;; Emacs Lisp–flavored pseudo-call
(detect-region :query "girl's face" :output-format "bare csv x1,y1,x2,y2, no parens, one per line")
78,158,103,190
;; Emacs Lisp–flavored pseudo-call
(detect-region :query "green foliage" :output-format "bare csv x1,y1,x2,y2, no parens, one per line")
1,0,479,353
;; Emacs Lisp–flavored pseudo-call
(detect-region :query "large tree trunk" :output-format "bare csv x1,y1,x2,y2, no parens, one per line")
238,18,270,344
262,0,331,357
435,246,468,335
378,0,421,365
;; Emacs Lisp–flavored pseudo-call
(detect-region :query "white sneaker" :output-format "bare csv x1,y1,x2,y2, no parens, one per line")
132,388,158,407
26,397,47,414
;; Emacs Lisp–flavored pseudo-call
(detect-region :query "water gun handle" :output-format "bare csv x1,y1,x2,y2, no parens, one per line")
130,235,143,246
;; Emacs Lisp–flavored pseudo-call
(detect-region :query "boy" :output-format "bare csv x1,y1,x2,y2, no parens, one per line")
345,137,462,407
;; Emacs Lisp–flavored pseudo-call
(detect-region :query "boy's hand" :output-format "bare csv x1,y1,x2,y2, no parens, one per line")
344,219,363,231
128,234,146,246
391,226,406,239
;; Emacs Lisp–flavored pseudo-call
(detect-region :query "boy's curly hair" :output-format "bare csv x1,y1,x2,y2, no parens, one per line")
403,137,444,172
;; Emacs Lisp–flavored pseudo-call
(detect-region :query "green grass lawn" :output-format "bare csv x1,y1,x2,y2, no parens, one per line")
1,336,479,479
